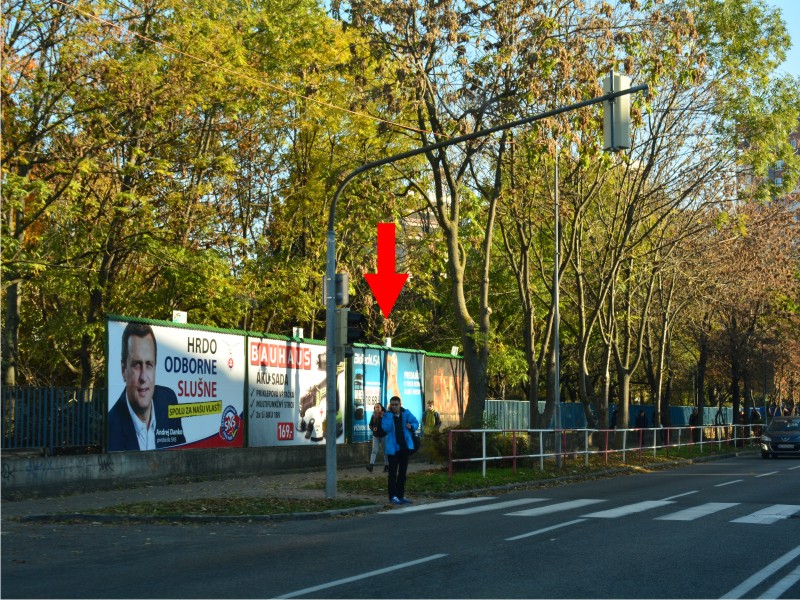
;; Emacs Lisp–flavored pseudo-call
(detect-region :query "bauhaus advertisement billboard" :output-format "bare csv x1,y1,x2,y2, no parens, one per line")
246,337,345,447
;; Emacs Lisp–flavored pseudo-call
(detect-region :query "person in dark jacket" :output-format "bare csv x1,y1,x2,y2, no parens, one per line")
381,395,419,505
366,403,388,472
108,322,185,451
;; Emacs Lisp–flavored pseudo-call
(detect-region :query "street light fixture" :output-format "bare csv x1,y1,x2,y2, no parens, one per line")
324,75,647,498
553,71,633,466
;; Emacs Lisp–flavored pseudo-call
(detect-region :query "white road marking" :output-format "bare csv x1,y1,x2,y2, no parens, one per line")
273,554,449,599
440,498,547,515
582,500,674,518
507,499,606,517
656,502,739,521
758,563,800,599
505,519,586,541
731,505,800,525
715,480,744,487
662,491,698,501
381,497,493,513
720,545,800,599
755,471,778,478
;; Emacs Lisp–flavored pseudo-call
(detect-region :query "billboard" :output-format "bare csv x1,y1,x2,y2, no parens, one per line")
351,347,425,443
423,355,468,427
247,338,345,447
107,319,245,452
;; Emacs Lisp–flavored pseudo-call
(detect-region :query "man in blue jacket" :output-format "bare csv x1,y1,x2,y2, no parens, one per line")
381,395,419,505
108,322,185,451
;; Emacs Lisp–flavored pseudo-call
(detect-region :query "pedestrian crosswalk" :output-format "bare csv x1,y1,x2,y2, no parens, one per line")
655,502,739,521
383,496,800,525
582,500,675,519
732,505,800,525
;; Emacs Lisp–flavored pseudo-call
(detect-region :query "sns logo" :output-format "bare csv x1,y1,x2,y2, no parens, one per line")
219,405,240,442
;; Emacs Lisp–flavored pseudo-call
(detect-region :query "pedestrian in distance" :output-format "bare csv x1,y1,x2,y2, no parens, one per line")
381,395,419,505
421,399,442,464
689,407,699,442
422,400,441,436
366,403,388,473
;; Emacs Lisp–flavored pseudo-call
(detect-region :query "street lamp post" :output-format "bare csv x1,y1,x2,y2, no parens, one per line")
553,139,562,467
324,79,647,498
552,70,632,467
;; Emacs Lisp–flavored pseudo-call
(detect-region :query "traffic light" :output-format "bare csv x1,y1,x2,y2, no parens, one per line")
603,71,631,152
334,308,366,362
346,310,365,345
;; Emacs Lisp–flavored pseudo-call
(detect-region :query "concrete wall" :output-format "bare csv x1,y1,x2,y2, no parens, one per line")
1,443,371,499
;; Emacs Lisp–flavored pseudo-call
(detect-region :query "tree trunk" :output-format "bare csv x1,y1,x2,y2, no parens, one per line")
696,327,709,427
2,282,20,386
524,310,540,428
617,368,631,433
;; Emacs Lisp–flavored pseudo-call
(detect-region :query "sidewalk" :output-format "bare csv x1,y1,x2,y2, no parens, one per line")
1,461,434,521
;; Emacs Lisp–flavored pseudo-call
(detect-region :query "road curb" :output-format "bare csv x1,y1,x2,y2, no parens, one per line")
19,503,385,524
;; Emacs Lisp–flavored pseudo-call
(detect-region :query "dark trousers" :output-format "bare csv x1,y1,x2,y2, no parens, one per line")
387,449,410,500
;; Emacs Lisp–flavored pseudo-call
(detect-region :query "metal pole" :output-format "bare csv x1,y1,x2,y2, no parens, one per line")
324,83,648,498
324,230,337,498
554,140,562,468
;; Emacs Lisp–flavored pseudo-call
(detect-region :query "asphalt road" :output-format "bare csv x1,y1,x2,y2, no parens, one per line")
2,455,798,599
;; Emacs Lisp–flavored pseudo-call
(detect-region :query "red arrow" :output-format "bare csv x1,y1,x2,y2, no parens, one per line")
364,222,409,318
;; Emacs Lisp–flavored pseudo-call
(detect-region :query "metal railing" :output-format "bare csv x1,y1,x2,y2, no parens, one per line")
446,425,760,481
1,387,104,454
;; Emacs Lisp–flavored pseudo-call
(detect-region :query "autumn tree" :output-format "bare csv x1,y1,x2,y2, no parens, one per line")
2,0,397,386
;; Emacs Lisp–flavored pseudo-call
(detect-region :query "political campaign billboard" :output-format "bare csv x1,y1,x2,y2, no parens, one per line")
107,318,246,452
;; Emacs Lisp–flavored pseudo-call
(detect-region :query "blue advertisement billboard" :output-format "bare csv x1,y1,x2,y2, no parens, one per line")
351,347,424,443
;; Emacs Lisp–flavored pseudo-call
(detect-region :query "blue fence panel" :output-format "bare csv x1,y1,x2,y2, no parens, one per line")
616,405,733,428
1,387,105,453
485,399,530,429
485,400,592,430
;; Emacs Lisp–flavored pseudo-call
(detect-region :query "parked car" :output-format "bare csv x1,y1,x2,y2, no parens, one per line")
760,416,800,458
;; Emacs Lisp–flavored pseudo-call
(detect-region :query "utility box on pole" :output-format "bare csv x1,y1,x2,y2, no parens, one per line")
603,71,631,152
323,273,349,307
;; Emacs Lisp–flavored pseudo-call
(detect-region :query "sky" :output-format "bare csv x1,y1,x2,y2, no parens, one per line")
766,0,800,78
